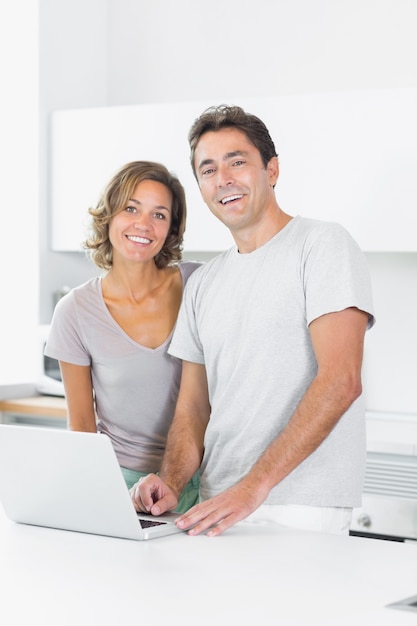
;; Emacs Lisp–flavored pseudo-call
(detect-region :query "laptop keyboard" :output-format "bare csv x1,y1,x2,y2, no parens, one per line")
139,518,167,529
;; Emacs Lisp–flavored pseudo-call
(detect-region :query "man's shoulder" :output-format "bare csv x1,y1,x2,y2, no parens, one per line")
292,215,345,234
186,250,232,281
288,215,358,249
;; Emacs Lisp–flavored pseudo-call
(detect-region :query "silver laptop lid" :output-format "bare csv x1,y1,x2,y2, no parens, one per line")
0,425,181,540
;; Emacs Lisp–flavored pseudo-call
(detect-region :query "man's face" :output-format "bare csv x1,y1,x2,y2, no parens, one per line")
193,127,278,235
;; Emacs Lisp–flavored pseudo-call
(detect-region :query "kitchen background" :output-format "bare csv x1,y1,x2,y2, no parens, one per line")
0,0,416,416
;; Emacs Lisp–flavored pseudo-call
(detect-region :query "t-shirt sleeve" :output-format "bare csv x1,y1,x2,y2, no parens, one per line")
303,222,375,329
168,272,205,364
44,291,91,366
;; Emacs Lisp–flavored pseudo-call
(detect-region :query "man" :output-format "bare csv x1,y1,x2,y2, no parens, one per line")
131,104,375,536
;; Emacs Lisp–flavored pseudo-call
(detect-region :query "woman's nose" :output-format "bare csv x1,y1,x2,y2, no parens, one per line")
133,211,150,228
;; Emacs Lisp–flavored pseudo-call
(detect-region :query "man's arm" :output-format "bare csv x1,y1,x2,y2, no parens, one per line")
131,360,210,514
175,306,369,536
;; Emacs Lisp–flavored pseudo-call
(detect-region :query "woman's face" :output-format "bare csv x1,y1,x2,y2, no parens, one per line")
109,179,173,265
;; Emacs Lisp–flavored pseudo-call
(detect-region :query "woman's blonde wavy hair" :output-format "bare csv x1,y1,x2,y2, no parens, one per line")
84,161,187,270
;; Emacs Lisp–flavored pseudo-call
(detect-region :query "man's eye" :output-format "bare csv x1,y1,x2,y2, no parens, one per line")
233,160,245,166
202,168,215,176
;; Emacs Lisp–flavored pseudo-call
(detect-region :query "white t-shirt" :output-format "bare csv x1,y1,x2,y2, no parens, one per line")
169,217,375,507
45,261,201,472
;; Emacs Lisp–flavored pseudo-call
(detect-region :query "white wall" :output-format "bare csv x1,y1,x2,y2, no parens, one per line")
35,0,416,413
363,253,417,413
38,0,108,324
107,0,417,104
0,1,39,385
105,0,417,414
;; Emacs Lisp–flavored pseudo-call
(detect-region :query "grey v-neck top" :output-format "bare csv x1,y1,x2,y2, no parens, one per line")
45,261,202,472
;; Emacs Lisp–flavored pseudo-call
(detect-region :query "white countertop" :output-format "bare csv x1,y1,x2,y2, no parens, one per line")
1,504,416,625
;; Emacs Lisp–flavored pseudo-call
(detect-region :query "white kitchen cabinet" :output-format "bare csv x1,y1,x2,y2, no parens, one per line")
351,411,417,541
51,88,417,252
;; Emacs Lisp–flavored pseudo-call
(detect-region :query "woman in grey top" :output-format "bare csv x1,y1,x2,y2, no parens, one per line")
45,161,201,513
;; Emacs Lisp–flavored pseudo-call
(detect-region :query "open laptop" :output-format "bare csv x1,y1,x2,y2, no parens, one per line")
0,424,184,540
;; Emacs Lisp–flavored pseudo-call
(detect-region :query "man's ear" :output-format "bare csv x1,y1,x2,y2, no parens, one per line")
267,156,279,187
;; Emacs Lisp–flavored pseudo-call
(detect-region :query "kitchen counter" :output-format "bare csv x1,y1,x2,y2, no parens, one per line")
0,504,416,625
0,395,67,425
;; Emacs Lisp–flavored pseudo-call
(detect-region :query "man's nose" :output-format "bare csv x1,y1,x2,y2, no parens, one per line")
216,165,234,187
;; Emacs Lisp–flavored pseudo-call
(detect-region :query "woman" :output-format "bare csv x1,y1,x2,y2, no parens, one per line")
45,161,201,513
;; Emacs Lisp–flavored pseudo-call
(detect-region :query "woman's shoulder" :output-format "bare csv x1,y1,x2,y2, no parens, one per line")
178,260,204,283
55,276,102,312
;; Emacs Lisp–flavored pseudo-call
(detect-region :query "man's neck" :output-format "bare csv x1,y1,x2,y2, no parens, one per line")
234,210,293,254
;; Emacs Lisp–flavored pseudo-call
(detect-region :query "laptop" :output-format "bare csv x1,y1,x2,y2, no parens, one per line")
0,424,184,540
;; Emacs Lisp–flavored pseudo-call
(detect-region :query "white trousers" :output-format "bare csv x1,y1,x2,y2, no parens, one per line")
243,504,353,535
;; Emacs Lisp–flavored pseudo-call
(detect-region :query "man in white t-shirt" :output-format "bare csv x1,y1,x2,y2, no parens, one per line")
131,105,375,536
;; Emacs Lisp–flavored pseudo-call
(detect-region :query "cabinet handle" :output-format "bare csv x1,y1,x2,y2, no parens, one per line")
357,513,371,528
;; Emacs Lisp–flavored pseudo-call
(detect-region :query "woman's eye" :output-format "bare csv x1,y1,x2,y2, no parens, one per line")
125,205,136,213
154,212,166,220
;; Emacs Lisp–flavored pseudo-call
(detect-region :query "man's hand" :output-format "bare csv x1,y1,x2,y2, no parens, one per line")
130,473,178,515
175,479,268,537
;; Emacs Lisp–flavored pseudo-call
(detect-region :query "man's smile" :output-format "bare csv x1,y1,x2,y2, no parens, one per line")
220,194,244,205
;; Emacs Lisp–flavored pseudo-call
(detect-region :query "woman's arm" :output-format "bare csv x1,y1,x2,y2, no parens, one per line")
59,361,97,432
